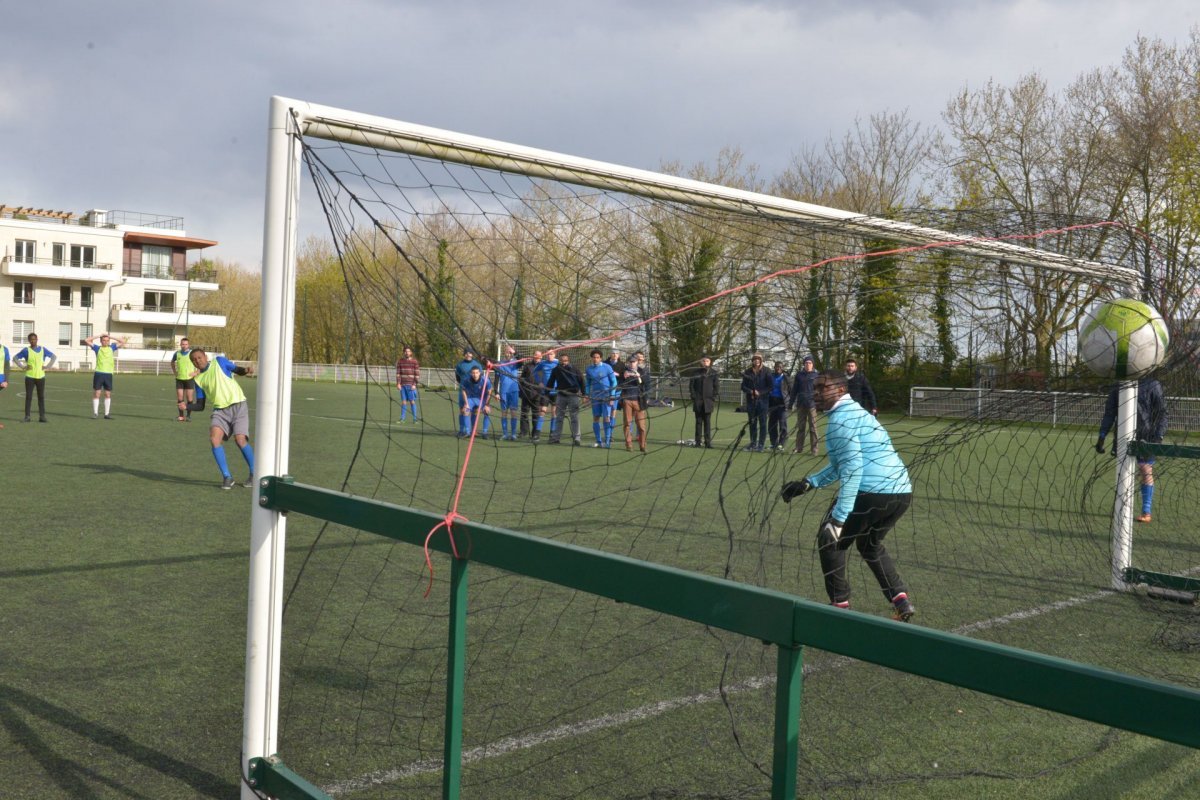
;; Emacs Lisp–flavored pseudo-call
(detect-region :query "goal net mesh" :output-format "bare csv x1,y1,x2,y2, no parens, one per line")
271,117,1200,799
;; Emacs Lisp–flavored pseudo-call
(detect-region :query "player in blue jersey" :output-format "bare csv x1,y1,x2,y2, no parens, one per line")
1097,378,1168,523
494,354,522,440
459,365,492,438
585,349,618,447
781,369,915,621
532,349,558,442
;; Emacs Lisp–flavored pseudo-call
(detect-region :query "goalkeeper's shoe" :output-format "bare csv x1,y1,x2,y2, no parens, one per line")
1135,513,1152,523
891,593,915,622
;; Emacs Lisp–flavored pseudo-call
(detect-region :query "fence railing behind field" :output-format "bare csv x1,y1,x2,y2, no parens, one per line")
909,386,1200,433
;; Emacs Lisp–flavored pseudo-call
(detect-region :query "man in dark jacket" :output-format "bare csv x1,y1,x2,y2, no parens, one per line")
790,355,819,454
845,358,877,415
740,354,772,451
689,355,720,448
547,352,584,445
517,350,543,438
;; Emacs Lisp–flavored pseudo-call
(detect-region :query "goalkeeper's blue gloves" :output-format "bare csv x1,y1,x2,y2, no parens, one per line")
781,479,813,502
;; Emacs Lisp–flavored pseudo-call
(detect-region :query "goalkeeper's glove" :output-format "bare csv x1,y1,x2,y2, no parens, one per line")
781,479,813,503
1095,437,1106,454
819,519,844,546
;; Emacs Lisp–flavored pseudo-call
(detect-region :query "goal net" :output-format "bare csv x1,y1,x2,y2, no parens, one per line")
246,97,1200,799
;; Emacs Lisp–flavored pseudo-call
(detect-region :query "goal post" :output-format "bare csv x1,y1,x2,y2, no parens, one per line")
247,94,1173,798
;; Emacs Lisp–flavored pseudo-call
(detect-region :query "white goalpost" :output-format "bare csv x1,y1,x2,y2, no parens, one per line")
245,95,1147,797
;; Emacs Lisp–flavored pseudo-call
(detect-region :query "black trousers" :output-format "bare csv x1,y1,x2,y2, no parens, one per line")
24,377,46,419
694,409,712,447
768,399,788,447
818,492,911,605
518,396,539,436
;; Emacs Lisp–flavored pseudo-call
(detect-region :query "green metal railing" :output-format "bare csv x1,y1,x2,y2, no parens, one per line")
249,476,1200,800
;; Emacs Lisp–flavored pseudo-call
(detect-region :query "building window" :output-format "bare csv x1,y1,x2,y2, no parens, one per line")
13,320,34,341
141,245,173,279
80,323,93,344
70,244,96,268
13,281,34,305
60,286,73,308
143,326,174,350
52,243,65,266
144,290,175,312
15,240,35,263
58,322,72,347
81,286,94,308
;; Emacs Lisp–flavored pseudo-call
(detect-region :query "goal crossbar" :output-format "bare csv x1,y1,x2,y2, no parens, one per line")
276,95,1136,283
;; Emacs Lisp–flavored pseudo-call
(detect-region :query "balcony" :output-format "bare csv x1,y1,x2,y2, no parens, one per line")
121,264,219,291
2,255,116,282
111,303,226,328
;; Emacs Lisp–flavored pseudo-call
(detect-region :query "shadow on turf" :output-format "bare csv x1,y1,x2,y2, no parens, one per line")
58,462,220,487
0,682,236,798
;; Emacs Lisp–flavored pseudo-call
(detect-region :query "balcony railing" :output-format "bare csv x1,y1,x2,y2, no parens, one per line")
121,264,219,283
2,255,115,271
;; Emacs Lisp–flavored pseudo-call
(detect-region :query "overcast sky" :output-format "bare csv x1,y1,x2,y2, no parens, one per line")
3,1,1197,269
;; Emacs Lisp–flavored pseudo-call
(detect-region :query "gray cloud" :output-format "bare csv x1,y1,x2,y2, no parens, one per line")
2,0,1196,268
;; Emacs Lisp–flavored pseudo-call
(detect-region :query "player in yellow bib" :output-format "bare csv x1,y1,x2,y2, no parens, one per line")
170,337,197,422
86,333,128,419
186,348,256,490
13,333,56,423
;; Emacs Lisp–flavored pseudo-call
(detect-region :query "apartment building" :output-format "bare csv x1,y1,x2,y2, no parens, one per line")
0,205,225,369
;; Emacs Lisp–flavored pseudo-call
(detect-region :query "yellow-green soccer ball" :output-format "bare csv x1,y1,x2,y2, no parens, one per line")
1079,299,1169,379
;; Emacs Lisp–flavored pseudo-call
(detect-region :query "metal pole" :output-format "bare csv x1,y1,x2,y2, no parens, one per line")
771,644,803,800
242,96,302,799
1111,380,1138,590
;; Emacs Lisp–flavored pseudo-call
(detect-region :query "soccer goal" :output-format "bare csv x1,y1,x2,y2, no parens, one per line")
244,96,1200,800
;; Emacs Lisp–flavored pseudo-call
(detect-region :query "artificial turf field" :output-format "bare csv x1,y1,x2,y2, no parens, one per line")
1,372,1198,799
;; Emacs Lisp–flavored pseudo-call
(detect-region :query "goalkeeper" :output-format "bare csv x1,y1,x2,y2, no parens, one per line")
781,370,915,621
1096,378,1168,523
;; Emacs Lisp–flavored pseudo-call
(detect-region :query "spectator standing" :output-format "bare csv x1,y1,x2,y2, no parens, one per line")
791,355,819,454
13,333,55,423
547,352,583,445
740,354,771,451
689,356,720,448
767,360,791,451
845,358,878,415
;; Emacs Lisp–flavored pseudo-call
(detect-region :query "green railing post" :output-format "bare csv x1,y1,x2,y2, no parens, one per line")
443,554,469,800
771,644,802,800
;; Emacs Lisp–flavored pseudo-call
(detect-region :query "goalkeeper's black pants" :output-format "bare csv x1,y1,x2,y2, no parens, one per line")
818,492,912,605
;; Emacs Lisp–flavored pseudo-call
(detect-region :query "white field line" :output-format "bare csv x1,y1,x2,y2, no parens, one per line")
322,587,1128,796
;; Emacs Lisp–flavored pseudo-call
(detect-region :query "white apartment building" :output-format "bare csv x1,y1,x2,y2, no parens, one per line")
0,205,225,369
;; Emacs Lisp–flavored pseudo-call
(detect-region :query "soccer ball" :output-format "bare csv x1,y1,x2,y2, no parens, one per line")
1079,299,1169,379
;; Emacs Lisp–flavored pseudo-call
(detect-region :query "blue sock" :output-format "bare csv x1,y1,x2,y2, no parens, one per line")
1142,484,1154,515
212,446,231,478
481,415,490,435
399,404,406,421
535,416,543,433
240,443,255,473
593,421,602,444
460,414,469,435
412,404,419,421
604,419,614,445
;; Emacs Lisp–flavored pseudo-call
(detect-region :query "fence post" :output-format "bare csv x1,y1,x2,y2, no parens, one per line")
770,643,802,800
443,554,469,799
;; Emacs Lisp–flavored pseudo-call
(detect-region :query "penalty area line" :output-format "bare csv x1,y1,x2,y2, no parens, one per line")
322,586,1127,796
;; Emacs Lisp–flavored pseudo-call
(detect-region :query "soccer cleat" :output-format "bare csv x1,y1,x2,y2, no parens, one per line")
221,476,236,490
891,593,916,622
38,418,47,423
93,413,99,419
242,478,254,488
593,442,602,447
1135,513,1152,523
104,415,113,420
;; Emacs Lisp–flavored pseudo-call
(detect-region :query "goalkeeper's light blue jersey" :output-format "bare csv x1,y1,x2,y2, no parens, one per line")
807,395,912,523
